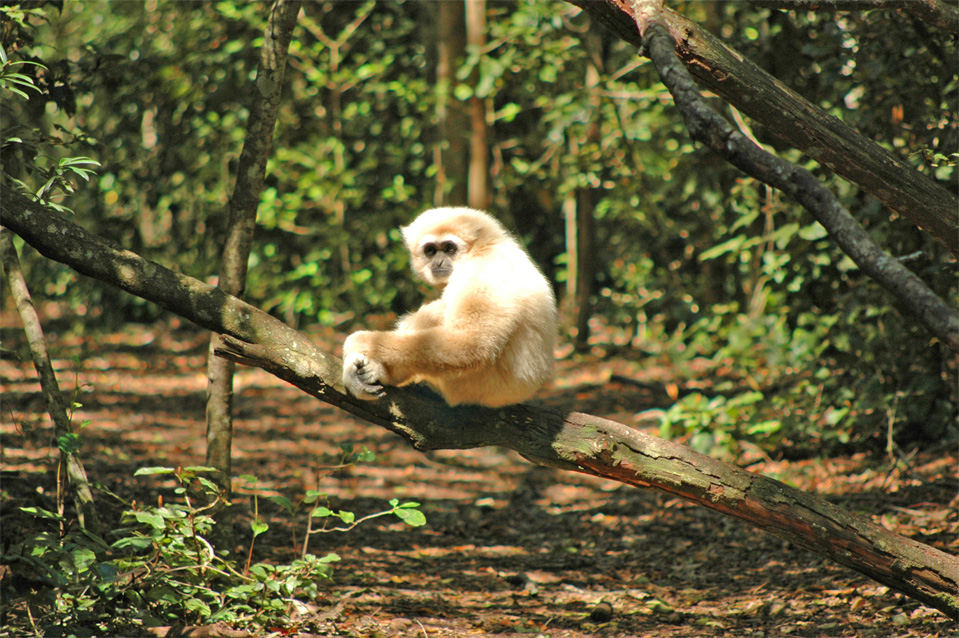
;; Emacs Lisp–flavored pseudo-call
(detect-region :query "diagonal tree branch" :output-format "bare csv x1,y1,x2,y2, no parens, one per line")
568,0,959,253
1,190,956,618
0,228,100,535
584,0,959,351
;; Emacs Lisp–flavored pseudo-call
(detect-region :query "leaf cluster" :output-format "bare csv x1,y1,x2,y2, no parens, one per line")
2,460,425,636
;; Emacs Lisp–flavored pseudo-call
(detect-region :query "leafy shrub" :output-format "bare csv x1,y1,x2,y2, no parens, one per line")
3,464,425,635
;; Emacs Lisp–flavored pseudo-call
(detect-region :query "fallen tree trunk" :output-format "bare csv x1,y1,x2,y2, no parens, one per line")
2,190,956,618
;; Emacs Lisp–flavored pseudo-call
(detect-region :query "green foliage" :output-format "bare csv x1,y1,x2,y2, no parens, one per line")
3,458,426,635
658,391,779,458
1,0,954,455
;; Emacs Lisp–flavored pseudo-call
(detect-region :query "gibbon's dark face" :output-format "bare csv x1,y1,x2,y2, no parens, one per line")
419,238,462,284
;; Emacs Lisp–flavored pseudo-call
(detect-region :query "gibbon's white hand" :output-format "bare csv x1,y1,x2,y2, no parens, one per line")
342,351,386,400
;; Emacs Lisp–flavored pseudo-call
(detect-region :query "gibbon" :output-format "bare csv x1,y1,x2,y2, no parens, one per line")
342,207,556,407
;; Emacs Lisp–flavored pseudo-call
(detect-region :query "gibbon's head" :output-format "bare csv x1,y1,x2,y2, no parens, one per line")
401,207,509,286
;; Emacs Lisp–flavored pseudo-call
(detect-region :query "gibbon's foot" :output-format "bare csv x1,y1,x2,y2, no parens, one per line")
342,352,386,400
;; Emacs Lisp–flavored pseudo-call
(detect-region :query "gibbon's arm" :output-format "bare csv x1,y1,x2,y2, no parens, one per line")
348,298,518,386
395,299,446,331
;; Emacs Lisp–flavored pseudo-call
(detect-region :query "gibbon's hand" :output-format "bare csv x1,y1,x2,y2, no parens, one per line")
342,351,387,400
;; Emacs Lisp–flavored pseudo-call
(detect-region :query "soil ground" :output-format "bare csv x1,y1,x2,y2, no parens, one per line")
1,318,956,637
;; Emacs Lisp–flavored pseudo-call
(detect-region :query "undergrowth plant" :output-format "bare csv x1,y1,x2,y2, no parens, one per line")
4,456,426,636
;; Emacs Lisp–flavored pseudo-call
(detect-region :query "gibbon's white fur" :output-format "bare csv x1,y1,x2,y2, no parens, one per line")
342,207,556,407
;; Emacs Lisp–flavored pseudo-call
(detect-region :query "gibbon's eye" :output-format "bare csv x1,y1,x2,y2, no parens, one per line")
440,242,458,256
423,244,438,258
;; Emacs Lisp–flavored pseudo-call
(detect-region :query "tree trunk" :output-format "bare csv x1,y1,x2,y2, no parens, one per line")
0,229,100,535
3,191,956,619
205,0,301,508
571,25,602,349
576,0,959,352
466,0,490,210
435,0,469,206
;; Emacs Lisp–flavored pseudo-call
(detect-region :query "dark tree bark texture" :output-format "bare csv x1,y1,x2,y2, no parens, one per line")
569,0,959,352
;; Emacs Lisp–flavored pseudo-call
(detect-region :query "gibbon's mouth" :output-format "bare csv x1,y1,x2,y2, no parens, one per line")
431,267,453,280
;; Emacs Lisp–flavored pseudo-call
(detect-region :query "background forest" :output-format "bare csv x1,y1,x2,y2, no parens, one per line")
1,0,957,636
4,0,955,454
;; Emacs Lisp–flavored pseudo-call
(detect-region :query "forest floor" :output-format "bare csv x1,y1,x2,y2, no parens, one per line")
1,317,956,638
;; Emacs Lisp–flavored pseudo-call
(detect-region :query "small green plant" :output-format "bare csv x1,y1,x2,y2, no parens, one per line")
2,38,101,212
4,453,426,635
251,444,426,559
0,45,44,99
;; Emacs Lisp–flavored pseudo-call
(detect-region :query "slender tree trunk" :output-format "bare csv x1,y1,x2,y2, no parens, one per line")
206,0,302,512
466,0,489,210
435,0,468,206
0,228,100,535
572,28,602,349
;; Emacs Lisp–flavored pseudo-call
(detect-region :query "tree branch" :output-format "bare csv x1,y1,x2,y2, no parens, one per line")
577,0,959,351
567,0,959,253
2,192,956,618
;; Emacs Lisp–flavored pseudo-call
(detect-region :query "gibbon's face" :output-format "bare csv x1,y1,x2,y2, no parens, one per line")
415,235,467,286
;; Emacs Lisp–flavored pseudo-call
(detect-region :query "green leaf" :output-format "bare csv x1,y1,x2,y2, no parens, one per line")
250,520,269,537
134,467,176,476
58,432,82,455
184,597,211,617
798,222,829,241
394,507,426,527
133,511,166,530
268,495,294,511
699,235,746,261
303,490,325,504
111,536,153,551
20,506,65,521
